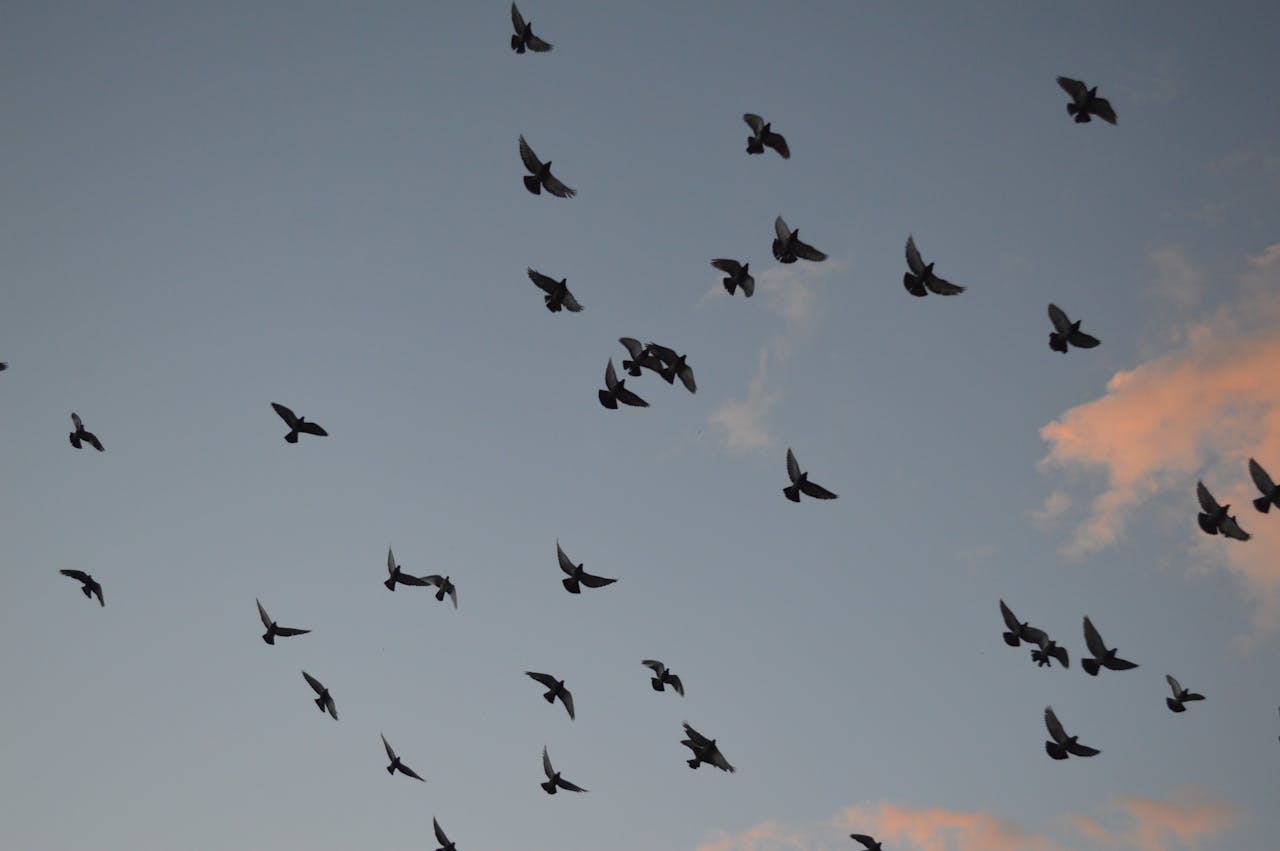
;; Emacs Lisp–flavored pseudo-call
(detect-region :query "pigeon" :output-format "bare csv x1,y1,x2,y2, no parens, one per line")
526,671,575,719
510,3,553,53
646,343,696,393
527,268,582,313
783,448,838,502
519,135,575,198
556,540,617,594
999,599,1047,647
598,359,649,409
1048,304,1100,352
381,734,426,781
1249,458,1280,513
302,671,338,720
385,547,432,591
1043,706,1100,760
68,413,104,451
849,835,883,851
1030,634,1070,669
60,569,104,607
742,114,790,159
1056,76,1117,125
270,403,327,444
681,722,735,772
1165,675,1205,713
256,598,310,645
432,818,457,851
423,575,458,608
618,338,665,377
710,259,755,297
0,361,7,371
540,746,587,794
1196,481,1251,540
1081,616,1138,676
903,235,964,296
642,660,684,695
772,216,827,264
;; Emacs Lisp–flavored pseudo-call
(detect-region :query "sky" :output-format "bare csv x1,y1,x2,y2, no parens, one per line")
2,1,1279,849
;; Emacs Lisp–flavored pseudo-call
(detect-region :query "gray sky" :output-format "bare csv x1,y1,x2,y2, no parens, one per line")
3,2,1279,849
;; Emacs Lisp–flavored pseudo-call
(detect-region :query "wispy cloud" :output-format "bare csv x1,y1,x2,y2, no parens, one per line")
709,347,779,452
1148,245,1203,311
1031,489,1073,532
1066,788,1246,851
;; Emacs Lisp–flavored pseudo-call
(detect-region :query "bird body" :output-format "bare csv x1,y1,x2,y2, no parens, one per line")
999,599,1047,648
681,722,735,772
646,343,696,393
60,569,104,606
1165,674,1205,713
385,547,432,591
540,746,587,793
849,834,884,851
302,671,338,720
381,733,426,781
526,671,575,719
423,575,458,608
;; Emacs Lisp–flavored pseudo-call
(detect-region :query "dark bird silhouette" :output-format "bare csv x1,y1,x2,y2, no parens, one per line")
743,114,790,159
903,235,964,296
510,3,553,53
646,343,696,393
1048,304,1100,352
999,599,1047,647
1196,481,1251,540
60,569,104,607
423,575,458,608
519,135,575,198
1165,675,1206,713
849,835,883,851
556,540,617,594
432,818,457,851
0,361,7,371
618,338,665,377
598,359,649,409
381,733,426,781
1249,458,1280,513
1081,616,1138,676
385,547,432,592
783,448,838,502
1056,76,1117,125
68,413,104,451
526,671,575,719
540,746,587,794
642,660,684,695
256,598,310,645
271,403,327,444
527,268,582,313
681,722,735,772
1031,634,1070,669
1044,706,1100,760
302,671,338,720
710,259,755,297
772,216,827,264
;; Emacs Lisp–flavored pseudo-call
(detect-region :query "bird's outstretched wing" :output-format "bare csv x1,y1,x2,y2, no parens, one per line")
711,258,742,275
642,660,665,675
1082,616,1107,658
743,113,765,133
774,216,791,243
1166,674,1182,696
61,568,92,584
791,238,827,262
786,448,802,484
542,171,576,199
297,421,327,437
257,599,273,630
518,135,542,173
798,479,837,500
925,274,964,295
526,32,553,52
762,130,790,159
71,412,84,431
271,403,299,429
542,746,554,778
1219,515,1251,541
511,2,526,34
527,268,558,294
527,671,558,690
1056,76,1087,100
560,288,583,312
302,671,326,696
1196,481,1220,514
556,541,576,576
1044,706,1068,744
1088,97,1117,125
382,733,397,760
433,818,451,847
604,359,619,391
1250,458,1276,494
1067,329,1100,348
1047,304,1072,335
557,776,587,792
682,722,711,748
905,236,926,275
578,571,617,588
999,600,1020,633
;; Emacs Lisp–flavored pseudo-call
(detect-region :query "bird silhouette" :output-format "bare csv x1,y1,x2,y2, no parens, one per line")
598,359,649,409
381,733,426,781
618,338,665,377
385,547,432,592
270,403,327,444
1030,634,1070,669
999,600,1047,647
1044,706,1100,760
256,599,310,645
423,575,458,608
849,834,883,851
1047,304,1100,352
1056,76,1117,124
681,722,735,772
710,259,755,297
527,268,582,313
519,135,575,198
510,3,553,53
743,114,790,158
526,671,575,719
1165,675,1206,713
432,817,457,851
301,671,338,720
540,746,587,794
642,660,684,695
556,540,617,594
903,236,964,296
1248,458,1280,513
783,448,838,502
60,569,104,606
772,216,827,264
1081,616,1138,676
1196,481,1251,540
646,343,696,393
68,413,104,451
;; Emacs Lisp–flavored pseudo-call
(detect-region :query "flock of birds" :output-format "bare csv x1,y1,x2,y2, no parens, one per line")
23,5,1279,850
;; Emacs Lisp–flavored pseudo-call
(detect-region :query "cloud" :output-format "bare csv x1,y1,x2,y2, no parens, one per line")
1066,788,1245,851
1148,245,1203,311
1031,489,1073,531
709,347,779,452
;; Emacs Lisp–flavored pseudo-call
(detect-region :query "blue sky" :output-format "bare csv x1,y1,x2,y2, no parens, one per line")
2,2,1279,849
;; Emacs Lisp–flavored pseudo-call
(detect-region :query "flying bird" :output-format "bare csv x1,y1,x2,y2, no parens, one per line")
618,338,665,377
301,671,338,720
1196,481,1251,541
385,547,432,591
646,343,696,393
519,135,575,198
256,598,310,645
381,734,426,781
598,358,649,409
0,361,7,371
60,569,104,607
710,259,755,297
783,448,838,502
527,268,582,313
270,403,327,444
1031,634,1070,669
526,671,575,719
540,746,587,794
432,818,457,851
1043,706,1101,760
423,575,458,608
849,835,883,851
556,540,617,594
642,660,684,695
1047,304,1100,352
742,114,790,159
772,216,827,264
903,235,964,296
68,413,104,451
510,3,552,53
1056,76,1117,124
999,600,1047,647
1081,616,1138,676
1248,458,1280,513
1165,675,1206,713
681,722,735,772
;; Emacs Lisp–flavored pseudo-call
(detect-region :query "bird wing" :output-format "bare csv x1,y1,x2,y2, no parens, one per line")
256,599,272,630
1019,624,1047,646
382,733,397,760
325,697,338,720
604,358,619,390
925,274,965,295
542,746,554,778
91,583,105,606
542,172,576,199
905,236,926,275
525,33,553,52
849,836,878,851
387,547,397,575
271,403,299,429
560,288,583,312
1250,458,1276,495
518,135,542,173
84,432,105,451
642,660,665,675
1089,97,1117,124
71,412,84,431
739,273,755,297
708,747,736,773
61,568,91,583
1056,76,1087,100
274,626,309,637
743,113,765,133
619,337,645,360
1065,740,1100,757
786,448,802,483
302,671,325,696
527,671,558,690
578,571,617,588
510,2,525,34
556,541,576,576
398,762,426,782
791,238,828,262
527,268,559,294
763,130,790,159
557,776,587,792
1166,674,1182,696
682,722,711,748
423,574,445,588
297,421,327,436
1196,481,1220,513
774,215,792,242
1044,706,1068,744
677,366,696,393
668,674,684,695
645,343,679,365
1047,303,1072,335
1067,329,1100,348
999,600,1020,632
1219,515,1251,541
798,479,838,499
433,818,450,846
396,573,432,586
1082,616,1108,658
561,689,575,719
615,386,649,407
711,258,742,275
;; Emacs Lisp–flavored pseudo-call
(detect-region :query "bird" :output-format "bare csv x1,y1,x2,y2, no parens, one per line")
270,402,327,444
540,746,587,794
742,114,790,159
1248,458,1280,513
556,540,617,594
0,361,7,371
646,343,696,393
1081,616,1138,676
1030,634,1070,669
999,600,1047,647
60,569,104,607
1196,481,1251,541
432,817,457,851
68,413,104,451
710,259,755,297
256,598,310,645
510,3,552,53
381,734,426,781
1165,675,1206,713
598,358,649,409
519,135,575,198
385,547,432,592
1056,76,1117,125
1043,706,1100,760
423,575,458,608
527,268,582,313
903,235,964,296
618,338,665,377
849,835,883,851
1047,304,1100,352
642,660,684,695
772,216,827,264
783,448,838,502
301,671,338,720
681,722,735,772
526,671,575,719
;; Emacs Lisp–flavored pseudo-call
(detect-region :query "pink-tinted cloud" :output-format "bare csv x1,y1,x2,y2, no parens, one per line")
1066,787,1245,851
835,802,1060,851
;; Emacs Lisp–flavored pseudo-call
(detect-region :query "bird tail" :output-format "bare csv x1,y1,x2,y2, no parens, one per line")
81,586,92,599
386,765,395,775
1255,495,1273,513
651,678,664,692
285,430,299,444
1073,111,1091,124
1197,513,1218,535
511,35,523,52
686,758,701,769
1166,697,1185,712
1082,658,1100,676
622,359,641,376
783,485,801,502
1044,741,1068,760
263,632,275,645
1049,333,1067,353
314,696,326,711
384,577,397,591
1066,103,1080,117
541,780,557,794
597,390,617,410
544,296,560,312
523,175,541,194
722,279,737,295
562,577,581,594
1002,632,1020,647
543,692,556,704
436,587,447,602
746,139,763,155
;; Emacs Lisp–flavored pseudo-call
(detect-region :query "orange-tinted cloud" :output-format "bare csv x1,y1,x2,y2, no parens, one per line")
834,802,1060,851
1066,787,1245,851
